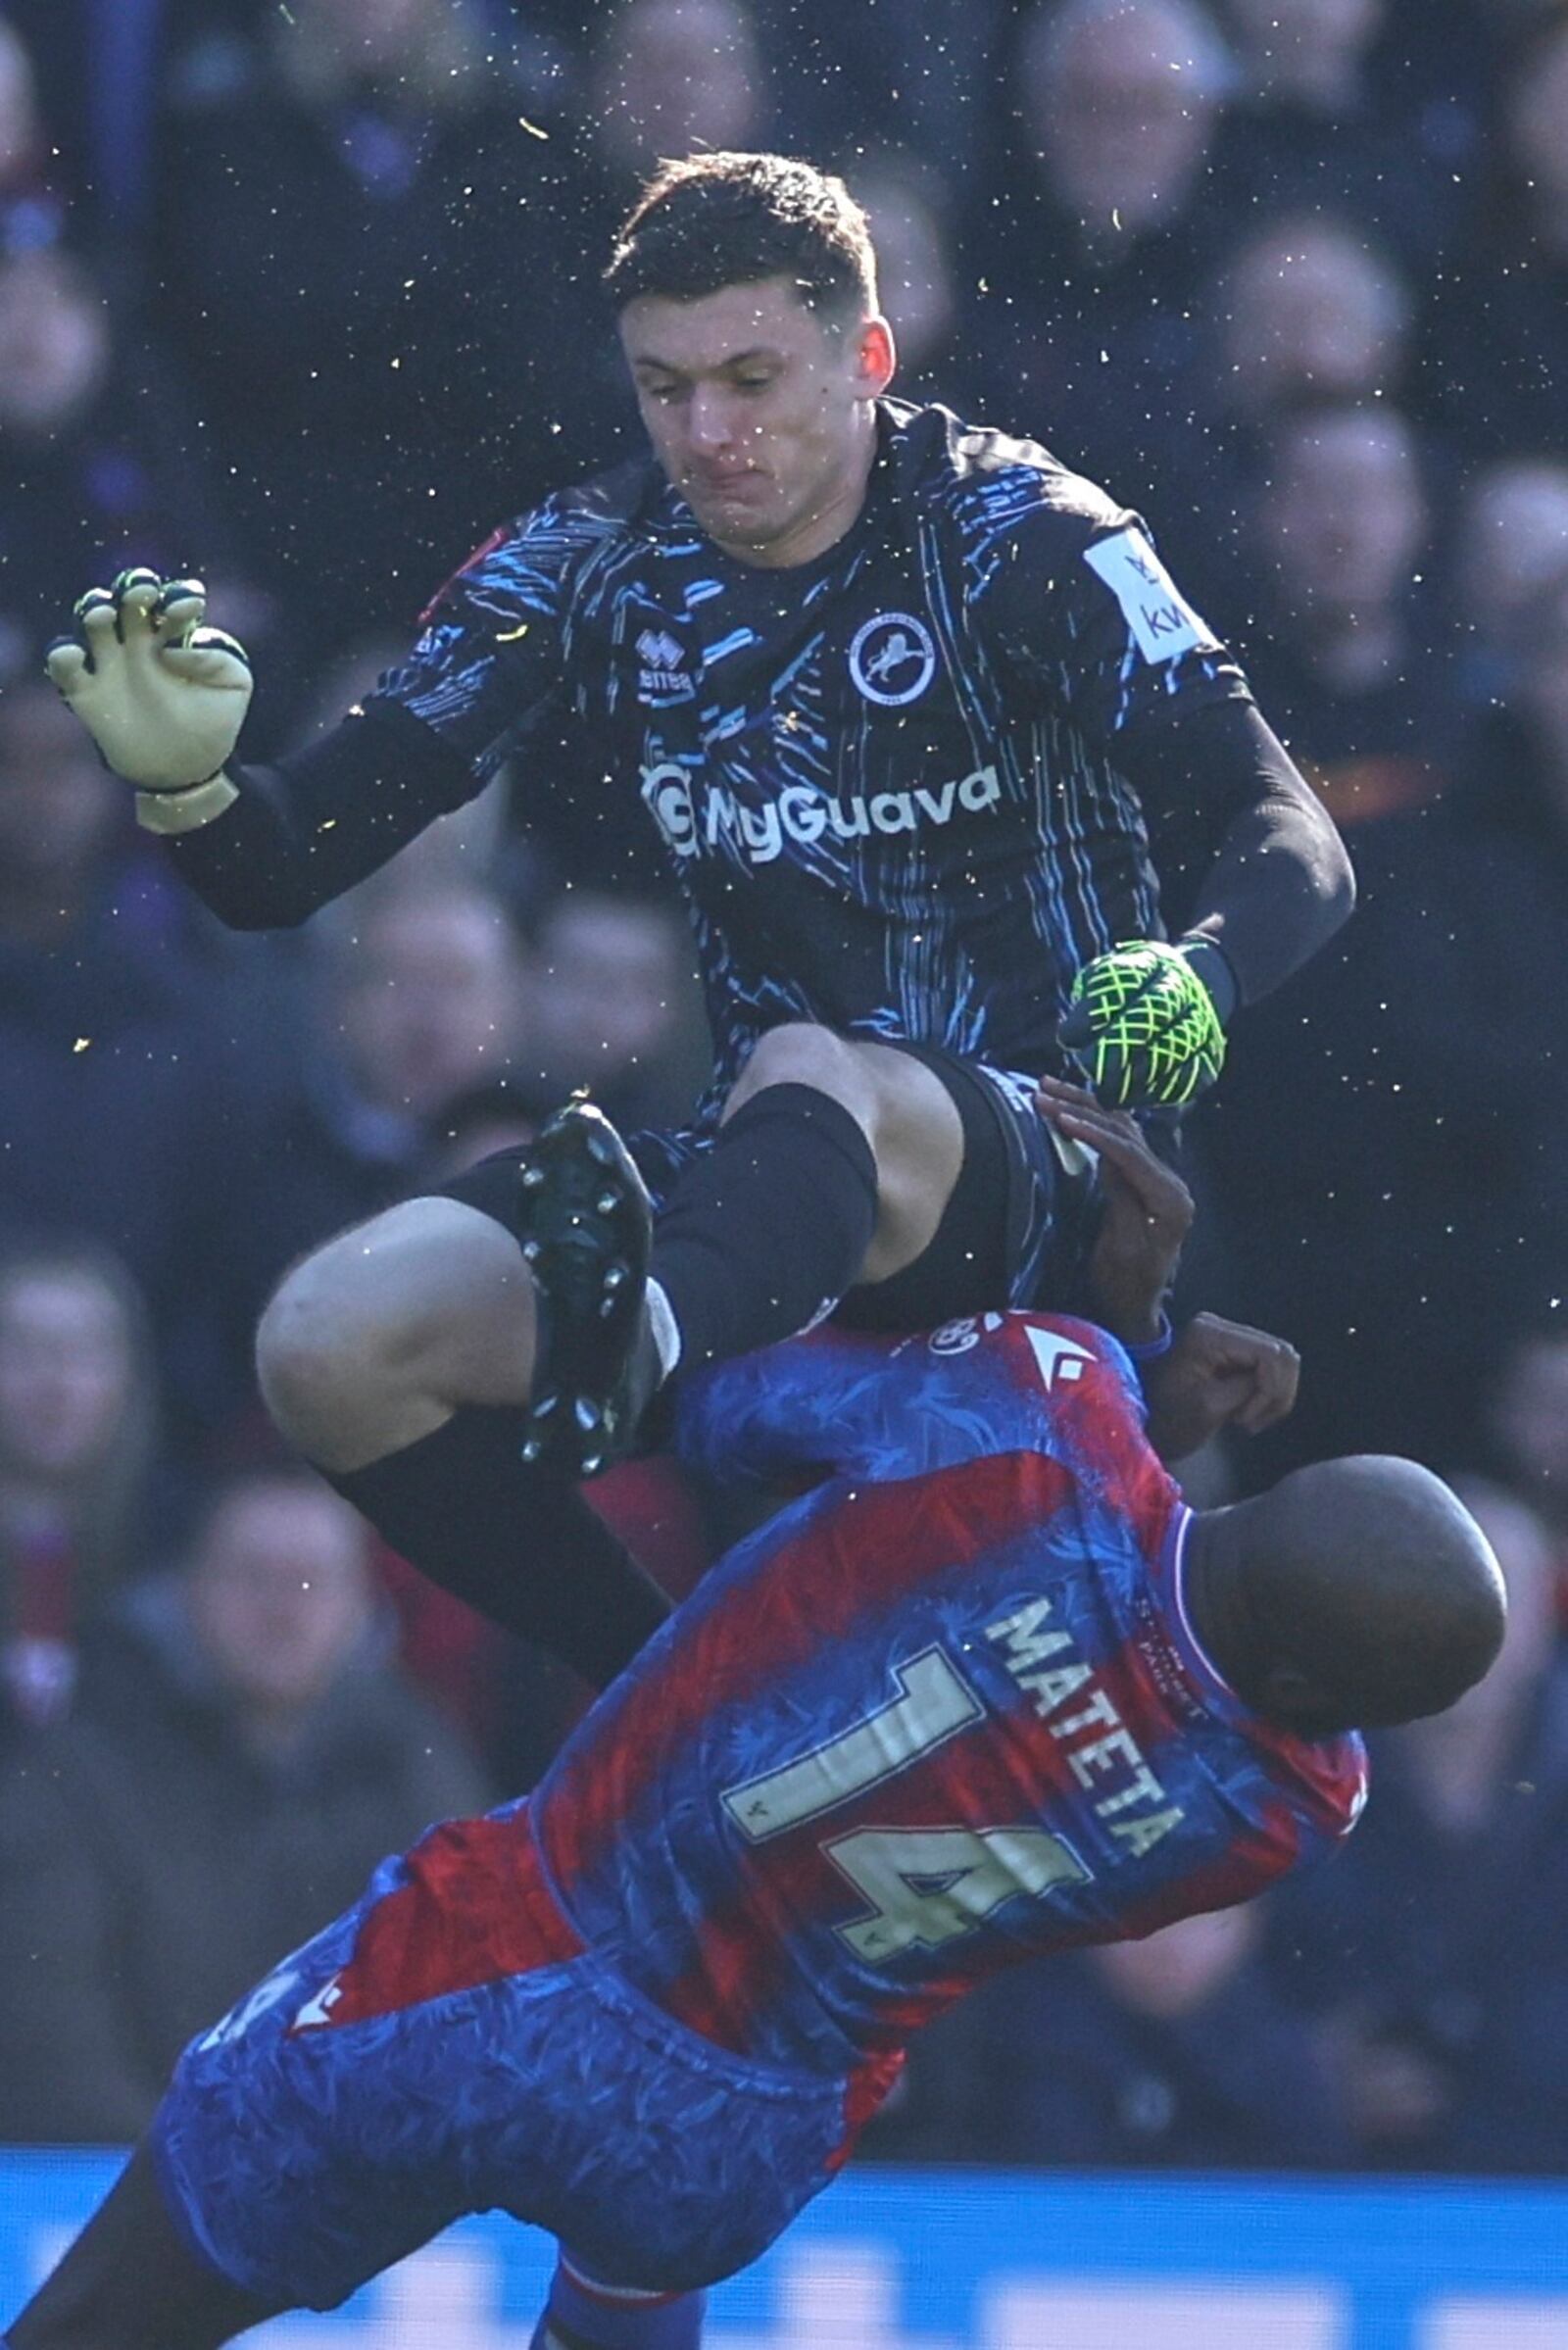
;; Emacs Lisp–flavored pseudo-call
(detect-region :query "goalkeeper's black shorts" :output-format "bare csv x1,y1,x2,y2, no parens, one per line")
438,1041,1104,1336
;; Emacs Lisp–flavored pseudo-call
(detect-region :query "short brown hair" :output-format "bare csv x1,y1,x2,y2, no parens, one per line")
605,151,878,319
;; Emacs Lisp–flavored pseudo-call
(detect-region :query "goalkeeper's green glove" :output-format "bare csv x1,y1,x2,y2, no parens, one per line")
45,569,251,835
1058,937,1233,1109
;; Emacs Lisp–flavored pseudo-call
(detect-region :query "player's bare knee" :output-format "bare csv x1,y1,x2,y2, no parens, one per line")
725,1022,881,1136
255,1240,384,1459
848,1044,967,1283
260,1198,541,1469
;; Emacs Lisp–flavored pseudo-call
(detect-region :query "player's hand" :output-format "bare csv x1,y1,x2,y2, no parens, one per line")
45,570,252,795
1058,939,1227,1108
1034,1075,1193,1343
1142,1311,1299,1463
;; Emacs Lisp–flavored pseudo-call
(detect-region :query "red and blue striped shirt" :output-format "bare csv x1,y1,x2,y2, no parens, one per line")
531,1314,1367,2098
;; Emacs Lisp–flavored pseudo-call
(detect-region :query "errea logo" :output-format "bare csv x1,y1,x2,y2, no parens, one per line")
636,627,695,705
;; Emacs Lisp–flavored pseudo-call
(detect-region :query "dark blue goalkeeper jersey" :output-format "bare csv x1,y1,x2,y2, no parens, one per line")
367,399,1252,1110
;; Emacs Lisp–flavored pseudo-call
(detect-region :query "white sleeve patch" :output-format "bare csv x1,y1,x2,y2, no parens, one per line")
1083,527,1215,665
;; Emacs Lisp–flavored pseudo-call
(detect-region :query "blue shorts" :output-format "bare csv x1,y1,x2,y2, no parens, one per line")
151,1804,852,2311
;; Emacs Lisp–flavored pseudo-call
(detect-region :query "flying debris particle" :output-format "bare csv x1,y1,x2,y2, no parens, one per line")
518,118,550,140
1111,207,1123,231
73,1038,91,1053
277,0,295,19
496,622,530,642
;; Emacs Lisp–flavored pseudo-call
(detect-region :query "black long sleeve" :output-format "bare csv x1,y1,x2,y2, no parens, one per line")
164,701,481,930
1119,698,1356,1004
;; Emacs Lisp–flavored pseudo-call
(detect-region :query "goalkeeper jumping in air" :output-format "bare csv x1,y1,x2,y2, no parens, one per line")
46,152,1353,1691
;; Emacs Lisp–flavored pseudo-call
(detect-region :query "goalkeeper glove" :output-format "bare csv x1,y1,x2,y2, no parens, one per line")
45,570,251,834
1058,937,1233,1109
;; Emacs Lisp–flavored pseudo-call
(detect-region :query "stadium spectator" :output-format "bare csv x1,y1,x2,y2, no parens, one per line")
521,889,701,1134
1453,458,1568,710
0,676,285,1444
0,1244,156,1739
251,878,532,1276
4,1,271,258
869,1903,1348,2168
1218,213,1412,417
970,0,1237,514
1012,0,1232,255
1489,1330,1568,1573
0,240,271,666
1164,211,1416,610
1212,211,1419,432
746,0,1004,179
590,0,769,182
149,0,597,643
0,1465,488,2144
1219,0,1385,110
508,0,1004,171
1269,1482,1568,2170
1204,531,1568,1478
0,16,65,255
1232,402,1448,823
318,879,526,1128
1210,0,1479,269
1413,10,1568,465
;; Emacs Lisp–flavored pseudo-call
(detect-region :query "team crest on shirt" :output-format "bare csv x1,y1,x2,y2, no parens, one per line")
849,612,937,706
636,627,696,705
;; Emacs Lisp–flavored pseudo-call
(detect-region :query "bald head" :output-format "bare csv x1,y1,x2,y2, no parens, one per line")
1190,1456,1506,1736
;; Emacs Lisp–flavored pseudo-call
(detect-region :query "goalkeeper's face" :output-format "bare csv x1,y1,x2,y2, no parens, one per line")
619,274,895,568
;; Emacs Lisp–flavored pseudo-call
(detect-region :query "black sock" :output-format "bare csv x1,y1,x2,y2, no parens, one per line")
330,1407,671,1689
651,1084,878,1372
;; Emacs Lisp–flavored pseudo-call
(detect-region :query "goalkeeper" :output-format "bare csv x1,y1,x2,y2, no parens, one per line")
45,156,1351,1687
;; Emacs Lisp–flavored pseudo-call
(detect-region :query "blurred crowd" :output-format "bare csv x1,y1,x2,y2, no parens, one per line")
1,0,1568,2175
